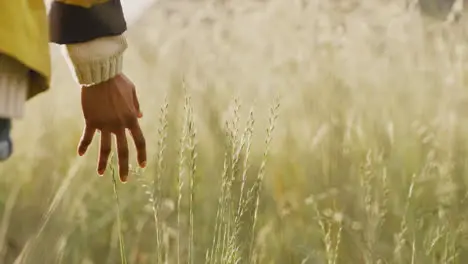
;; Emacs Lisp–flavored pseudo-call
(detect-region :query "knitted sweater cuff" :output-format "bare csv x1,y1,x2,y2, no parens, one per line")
63,34,127,86
0,55,28,118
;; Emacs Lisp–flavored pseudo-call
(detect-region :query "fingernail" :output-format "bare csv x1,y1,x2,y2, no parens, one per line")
140,161,147,168
98,170,105,176
120,175,128,183
137,112,143,118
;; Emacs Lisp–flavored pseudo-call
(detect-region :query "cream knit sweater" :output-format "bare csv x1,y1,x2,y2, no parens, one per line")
0,34,127,119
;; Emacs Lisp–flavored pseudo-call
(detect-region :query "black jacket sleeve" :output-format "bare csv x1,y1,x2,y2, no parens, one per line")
49,0,127,45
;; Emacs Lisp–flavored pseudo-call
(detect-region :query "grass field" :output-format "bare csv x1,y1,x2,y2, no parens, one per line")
1,1,468,263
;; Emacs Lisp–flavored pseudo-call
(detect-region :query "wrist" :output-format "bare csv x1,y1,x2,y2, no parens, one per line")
63,34,127,86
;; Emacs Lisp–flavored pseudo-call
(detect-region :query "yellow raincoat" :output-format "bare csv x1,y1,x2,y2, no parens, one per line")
0,0,121,100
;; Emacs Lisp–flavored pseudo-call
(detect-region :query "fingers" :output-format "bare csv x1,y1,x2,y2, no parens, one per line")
132,88,143,118
129,122,147,168
78,125,96,156
98,131,112,175
115,129,129,182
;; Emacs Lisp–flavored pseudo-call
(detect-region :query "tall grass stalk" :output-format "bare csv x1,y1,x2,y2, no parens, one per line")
111,158,128,264
213,142,229,264
185,93,197,264
177,90,189,264
221,98,242,262
394,172,418,263
249,98,280,263
236,109,255,218
154,98,169,264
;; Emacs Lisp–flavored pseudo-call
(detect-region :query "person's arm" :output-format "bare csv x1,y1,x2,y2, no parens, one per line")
49,0,147,182
48,0,128,86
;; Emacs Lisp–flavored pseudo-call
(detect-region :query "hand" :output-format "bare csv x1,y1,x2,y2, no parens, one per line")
77,74,147,182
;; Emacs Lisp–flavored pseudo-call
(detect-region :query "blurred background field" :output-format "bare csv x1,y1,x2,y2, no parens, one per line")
2,0,468,263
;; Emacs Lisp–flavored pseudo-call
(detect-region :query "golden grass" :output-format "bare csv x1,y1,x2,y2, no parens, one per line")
1,0,468,263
